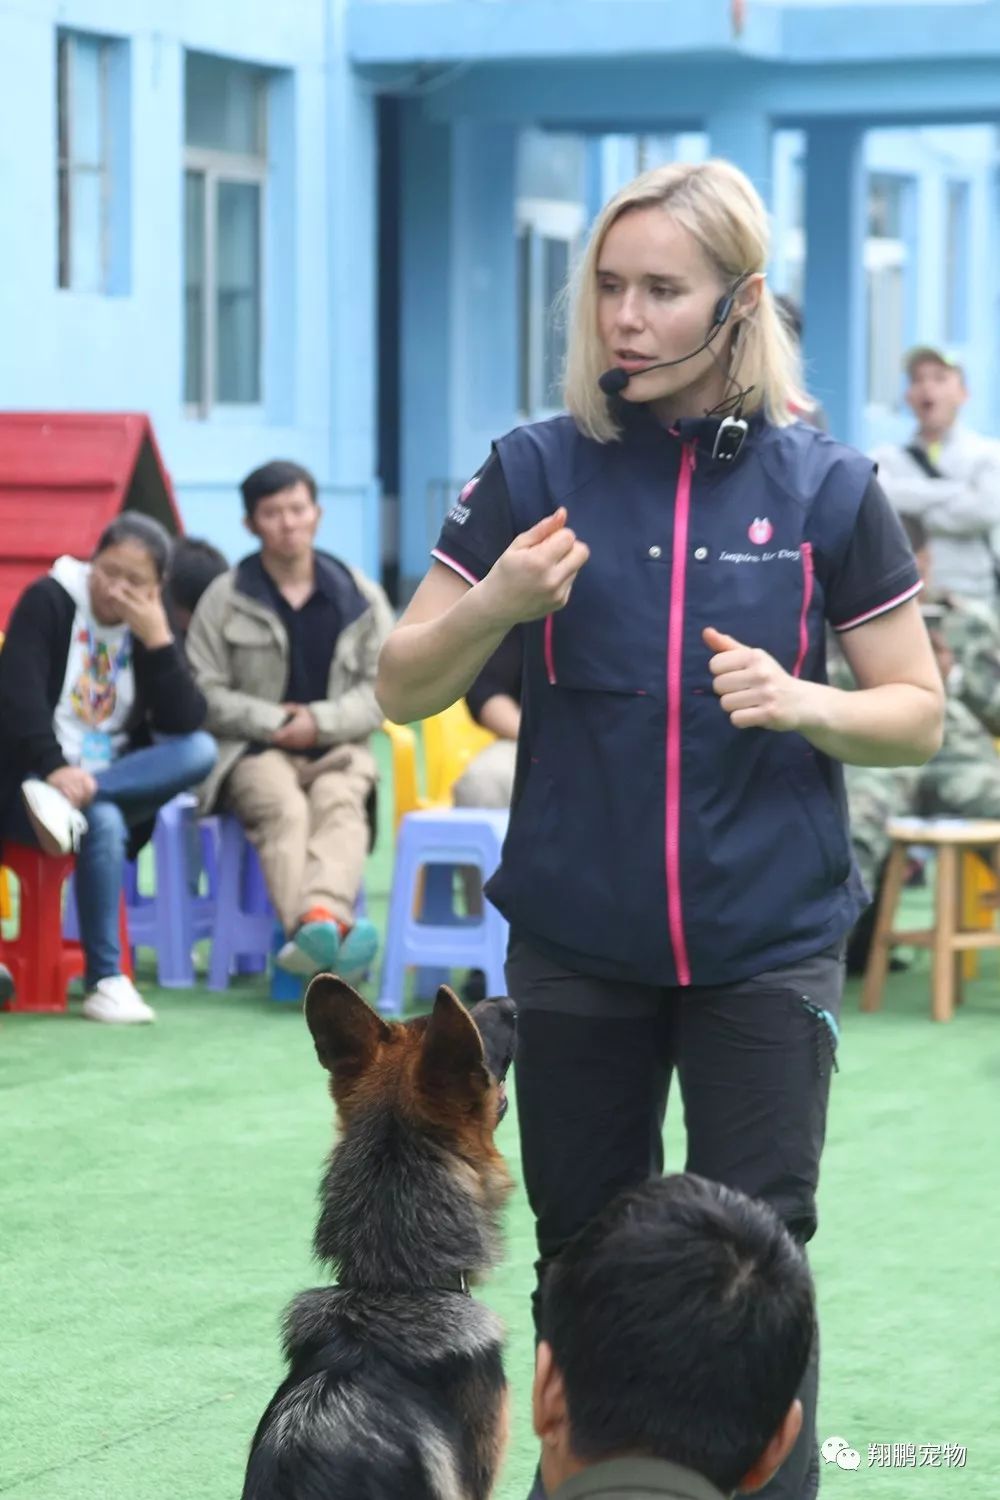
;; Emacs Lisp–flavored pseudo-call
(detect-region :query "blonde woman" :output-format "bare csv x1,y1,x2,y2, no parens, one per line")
378,161,943,1499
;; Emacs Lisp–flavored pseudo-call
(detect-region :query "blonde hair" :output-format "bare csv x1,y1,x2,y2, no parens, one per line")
563,159,807,442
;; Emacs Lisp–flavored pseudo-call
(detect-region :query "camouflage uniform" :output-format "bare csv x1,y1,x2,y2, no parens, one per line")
942,594,1000,735
830,595,1000,892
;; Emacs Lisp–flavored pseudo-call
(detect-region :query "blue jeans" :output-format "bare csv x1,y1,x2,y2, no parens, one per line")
2,732,216,987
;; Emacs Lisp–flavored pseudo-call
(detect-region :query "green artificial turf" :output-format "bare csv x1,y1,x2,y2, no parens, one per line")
2,741,999,1497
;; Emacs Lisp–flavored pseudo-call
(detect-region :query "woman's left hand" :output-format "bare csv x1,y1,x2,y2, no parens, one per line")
108,582,174,650
704,626,805,732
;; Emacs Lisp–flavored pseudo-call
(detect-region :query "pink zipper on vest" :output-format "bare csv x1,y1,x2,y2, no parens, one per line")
665,444,695,987
543,615,556,684
792,542,814,679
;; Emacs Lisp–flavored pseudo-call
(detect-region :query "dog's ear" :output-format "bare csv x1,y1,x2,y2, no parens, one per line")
305,975,390,1082
418,985,489,1099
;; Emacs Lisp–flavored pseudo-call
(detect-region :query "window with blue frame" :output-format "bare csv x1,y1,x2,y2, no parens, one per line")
944,179,970,345
57,30,128,293
184,52,267,415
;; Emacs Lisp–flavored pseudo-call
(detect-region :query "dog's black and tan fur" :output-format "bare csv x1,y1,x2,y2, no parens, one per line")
242,977,517,1500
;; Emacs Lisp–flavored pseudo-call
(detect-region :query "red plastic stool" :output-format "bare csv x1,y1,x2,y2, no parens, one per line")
0,844,132,1014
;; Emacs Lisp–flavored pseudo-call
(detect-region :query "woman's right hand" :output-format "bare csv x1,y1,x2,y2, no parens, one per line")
480,508,590,627
47,766,98,808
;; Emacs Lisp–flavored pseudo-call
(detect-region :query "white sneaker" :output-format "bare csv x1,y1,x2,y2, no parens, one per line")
275,939,319,977
82,975,156,1024
21,779,88,855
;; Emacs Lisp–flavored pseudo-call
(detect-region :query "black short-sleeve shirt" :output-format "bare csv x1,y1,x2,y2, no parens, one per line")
466,628,523,722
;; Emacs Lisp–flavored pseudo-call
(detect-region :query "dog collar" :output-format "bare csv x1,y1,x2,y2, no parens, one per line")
336,1272,470,1297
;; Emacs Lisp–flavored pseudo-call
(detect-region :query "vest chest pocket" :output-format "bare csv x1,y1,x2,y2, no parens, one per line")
541,548,668,695
687,544,817,679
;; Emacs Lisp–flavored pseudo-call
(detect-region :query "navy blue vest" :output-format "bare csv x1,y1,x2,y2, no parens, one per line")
485,408,873,988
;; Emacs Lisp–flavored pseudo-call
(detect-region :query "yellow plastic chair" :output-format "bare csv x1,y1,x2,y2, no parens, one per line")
381,703,496,833
960,851,998,979
381,721,421,832
422,700,496,806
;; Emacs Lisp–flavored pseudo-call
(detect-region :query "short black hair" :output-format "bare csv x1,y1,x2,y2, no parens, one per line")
542,1174,815,1494
900,512,929,556
166,537,228,615
241,460,318,517
774,293,804,343
93,512,173,581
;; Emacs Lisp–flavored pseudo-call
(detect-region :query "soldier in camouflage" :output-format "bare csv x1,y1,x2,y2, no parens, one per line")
836,513,1000,907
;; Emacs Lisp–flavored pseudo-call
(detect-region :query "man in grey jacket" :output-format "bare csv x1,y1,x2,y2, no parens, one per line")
187,461,394,978
871,347,1000,602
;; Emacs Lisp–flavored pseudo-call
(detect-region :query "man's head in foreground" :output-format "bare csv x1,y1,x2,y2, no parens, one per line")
533,1174,815,1496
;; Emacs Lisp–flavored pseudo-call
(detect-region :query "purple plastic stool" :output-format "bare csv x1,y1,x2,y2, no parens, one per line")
205,816,274,991
201,815,372,999
63,794,216,987
378,809,508,1016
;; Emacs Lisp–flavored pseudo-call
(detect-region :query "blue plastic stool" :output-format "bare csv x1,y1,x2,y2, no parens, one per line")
378,809,509,1016
206,816,274,991
63,794,216,987
207,818,371,1001
269,924,304,1002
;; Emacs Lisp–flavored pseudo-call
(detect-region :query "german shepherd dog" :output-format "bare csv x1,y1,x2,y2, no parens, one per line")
242,976,517,1500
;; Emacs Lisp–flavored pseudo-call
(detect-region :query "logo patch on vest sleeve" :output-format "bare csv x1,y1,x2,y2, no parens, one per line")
446,476,479,527
748,516,774,545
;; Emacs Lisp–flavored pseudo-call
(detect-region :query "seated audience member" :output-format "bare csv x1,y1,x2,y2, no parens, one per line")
186,460,393,978
454,629,522,811
871,347,1000,603
838,513,1000,971
164,537,228,641
533,1173,814,1500
0,516,216,1023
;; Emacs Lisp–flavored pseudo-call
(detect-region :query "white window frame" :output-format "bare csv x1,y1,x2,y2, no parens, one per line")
780,226,805,307
57,31,112,293
183,142,267,418
865,235,908,413
517,197,585,419
943,178,970,346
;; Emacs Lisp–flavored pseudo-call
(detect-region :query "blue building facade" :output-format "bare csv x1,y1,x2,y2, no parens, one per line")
0,0,378,570
2,1,999,596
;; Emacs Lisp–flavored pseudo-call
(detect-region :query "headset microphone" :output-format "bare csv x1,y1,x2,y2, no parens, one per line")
597,278,746,397
597,366,632,396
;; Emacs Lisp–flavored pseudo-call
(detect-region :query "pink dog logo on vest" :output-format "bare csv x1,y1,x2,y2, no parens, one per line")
748,516,773,545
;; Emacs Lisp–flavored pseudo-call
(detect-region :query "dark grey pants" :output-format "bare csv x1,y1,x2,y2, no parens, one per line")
507,936,844,1500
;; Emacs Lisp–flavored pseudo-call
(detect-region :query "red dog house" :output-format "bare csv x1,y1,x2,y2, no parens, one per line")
0,413,181,629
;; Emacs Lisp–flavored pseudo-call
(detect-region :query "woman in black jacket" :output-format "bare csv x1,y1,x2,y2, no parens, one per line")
0,514,216,1023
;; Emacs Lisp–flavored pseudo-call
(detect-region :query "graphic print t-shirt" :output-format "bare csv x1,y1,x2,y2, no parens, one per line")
50,556,136,767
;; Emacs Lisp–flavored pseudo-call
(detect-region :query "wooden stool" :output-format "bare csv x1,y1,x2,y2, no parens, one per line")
861,816,1000,1022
